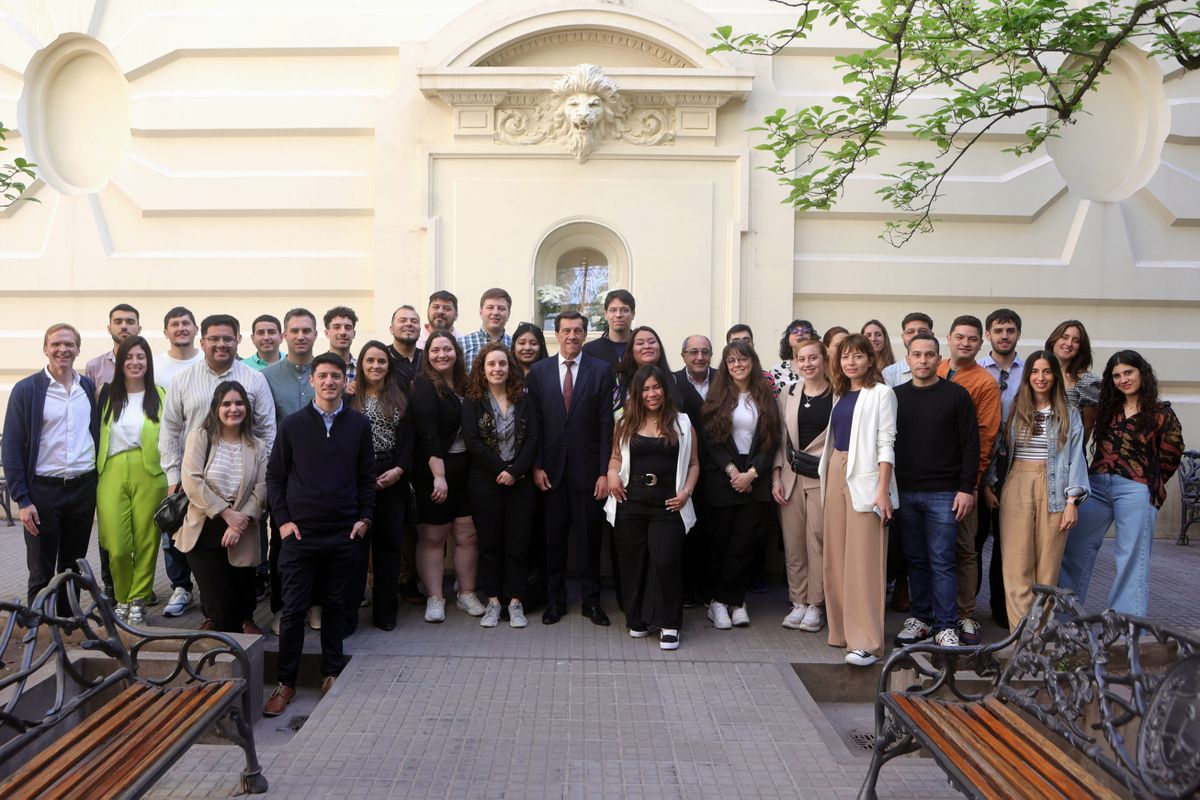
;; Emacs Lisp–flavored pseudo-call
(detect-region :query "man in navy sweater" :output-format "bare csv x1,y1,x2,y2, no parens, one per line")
892,333,980,649
263,353,375,715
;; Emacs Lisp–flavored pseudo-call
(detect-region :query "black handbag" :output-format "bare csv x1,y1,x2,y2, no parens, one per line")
153,491,189,534
785,430,821,479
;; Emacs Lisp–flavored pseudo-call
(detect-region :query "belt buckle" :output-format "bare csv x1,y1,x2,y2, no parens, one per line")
643,474,658,487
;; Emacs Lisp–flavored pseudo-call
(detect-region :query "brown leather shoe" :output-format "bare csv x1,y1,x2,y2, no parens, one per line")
263,684,295,717
321,676,336,696
199,618,215,631
242,620,263,636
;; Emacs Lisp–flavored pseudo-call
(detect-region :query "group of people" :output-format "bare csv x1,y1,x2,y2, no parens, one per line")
1,291,1184,717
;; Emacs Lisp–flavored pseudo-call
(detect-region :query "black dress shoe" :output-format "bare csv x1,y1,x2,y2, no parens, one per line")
375,619,396,631
542,605,564,625
582,604,610,626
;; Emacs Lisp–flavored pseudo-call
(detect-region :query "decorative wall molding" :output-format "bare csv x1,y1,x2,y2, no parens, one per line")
476,29,695,68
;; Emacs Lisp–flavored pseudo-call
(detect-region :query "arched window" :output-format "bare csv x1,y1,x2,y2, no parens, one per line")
533,221,630,333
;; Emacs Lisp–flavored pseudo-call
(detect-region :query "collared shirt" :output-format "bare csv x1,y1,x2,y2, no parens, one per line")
386,344,422,386
242,352,283,372
459,329,512,372
686,370,711,401
158,359,275,484
978,353,1024,423
322,352,357,385
262,358,315,420
882,361,911,388
558,354,580,393
83,351,116,392
313,400,344,434
36,368,96,478
417,325,459,349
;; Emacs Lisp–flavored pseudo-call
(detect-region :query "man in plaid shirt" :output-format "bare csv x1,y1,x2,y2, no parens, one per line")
458,288,513,372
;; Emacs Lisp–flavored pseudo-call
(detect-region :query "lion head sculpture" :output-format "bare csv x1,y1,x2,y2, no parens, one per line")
542,64,630,162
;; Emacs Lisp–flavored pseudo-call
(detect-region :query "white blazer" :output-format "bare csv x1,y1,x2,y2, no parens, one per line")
604,415,696,532
818,382,899,513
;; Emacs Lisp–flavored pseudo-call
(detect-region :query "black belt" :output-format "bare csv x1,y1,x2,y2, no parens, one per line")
630,473,663,487
33,470,97,488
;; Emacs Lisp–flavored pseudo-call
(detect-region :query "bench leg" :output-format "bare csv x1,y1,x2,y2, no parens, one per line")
858,712,918,800
214,699,268,794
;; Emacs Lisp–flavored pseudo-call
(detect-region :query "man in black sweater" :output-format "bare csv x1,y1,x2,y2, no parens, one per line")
264,353,375,716
892,333,980,648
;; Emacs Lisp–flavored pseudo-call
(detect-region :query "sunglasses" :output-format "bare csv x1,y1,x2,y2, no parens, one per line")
1032,410,1049,437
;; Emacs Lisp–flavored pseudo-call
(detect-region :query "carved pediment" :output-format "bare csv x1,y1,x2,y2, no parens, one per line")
476,29,696,69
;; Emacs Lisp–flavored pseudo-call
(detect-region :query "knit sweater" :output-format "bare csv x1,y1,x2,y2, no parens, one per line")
893,379,980,493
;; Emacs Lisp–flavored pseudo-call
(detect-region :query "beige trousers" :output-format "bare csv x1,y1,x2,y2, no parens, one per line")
999,460,1065,632
822,451,888,656
780,484,824,607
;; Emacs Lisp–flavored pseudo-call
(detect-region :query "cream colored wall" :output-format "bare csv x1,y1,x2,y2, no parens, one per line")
0,0,1195,534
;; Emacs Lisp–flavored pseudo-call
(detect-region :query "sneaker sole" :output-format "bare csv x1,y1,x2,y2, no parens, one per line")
781,619,805,630
799,623,824,633
732,620,750,628
893,635,932,647
162,608,186,618
660,642,680,650
510,621,527,629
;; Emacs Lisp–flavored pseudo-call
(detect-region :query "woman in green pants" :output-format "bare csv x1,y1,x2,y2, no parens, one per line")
96,335,167,625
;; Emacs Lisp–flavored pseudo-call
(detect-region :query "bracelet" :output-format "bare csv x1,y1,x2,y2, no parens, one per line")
685,488,693,497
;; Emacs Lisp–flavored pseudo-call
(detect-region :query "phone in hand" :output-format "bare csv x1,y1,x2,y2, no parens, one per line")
873,505,890,526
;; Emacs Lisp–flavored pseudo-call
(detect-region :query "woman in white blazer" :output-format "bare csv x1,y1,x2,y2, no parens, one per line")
819,334,898,666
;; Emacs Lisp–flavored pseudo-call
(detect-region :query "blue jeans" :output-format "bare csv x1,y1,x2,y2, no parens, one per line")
898,491,959,631
1059,473,1156,616
160,533,194,592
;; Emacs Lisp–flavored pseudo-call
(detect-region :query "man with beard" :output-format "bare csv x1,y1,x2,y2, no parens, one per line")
417,291,458,347
323,307,359,389
975,308,1024,628
159,314,276,627
882,313,934,388
156,307,204,389
84,304,142,391
387,305,423,387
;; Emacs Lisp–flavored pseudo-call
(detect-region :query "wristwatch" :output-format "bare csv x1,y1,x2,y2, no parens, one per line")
1071,496,1085,507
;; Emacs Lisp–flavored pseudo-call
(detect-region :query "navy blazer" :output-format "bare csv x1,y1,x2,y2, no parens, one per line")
2,370,99,508
526,354,615,492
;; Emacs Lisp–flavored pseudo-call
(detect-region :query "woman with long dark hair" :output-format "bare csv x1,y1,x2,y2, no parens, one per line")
350,340,413,630
699,340,781,630
510,321,550,610
770,319,817,392
1059,351,1184,615
177,381,268,632
605,365,699,650
820,333,897,666
462,343,540,629
511,322,549,376
861,319,895,370
410,330,481,622
613,325,672,410
95,336,167,624
982,351,1088,630
1045,320,1100,445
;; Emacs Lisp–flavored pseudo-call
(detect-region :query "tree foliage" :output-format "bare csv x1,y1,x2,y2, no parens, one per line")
711,1,1200,244
0,122,36,208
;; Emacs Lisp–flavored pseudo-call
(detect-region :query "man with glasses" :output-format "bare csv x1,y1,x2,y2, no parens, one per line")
582,289,636,366
674,335,715,607
883,313,934,388
159,314,276,626
976,308,1024,628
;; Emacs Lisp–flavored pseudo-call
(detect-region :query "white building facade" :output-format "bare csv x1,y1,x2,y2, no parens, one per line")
1,0,1197,531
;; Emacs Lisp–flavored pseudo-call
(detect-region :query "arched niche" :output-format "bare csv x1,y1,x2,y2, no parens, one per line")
533,220,631,332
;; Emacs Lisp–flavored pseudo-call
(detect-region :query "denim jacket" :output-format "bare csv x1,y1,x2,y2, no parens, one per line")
986,406,1089,513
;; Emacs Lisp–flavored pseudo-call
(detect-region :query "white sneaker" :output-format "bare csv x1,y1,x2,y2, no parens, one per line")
845,649,879,667
456,592,486,617
894,617,933,646
629,627,651,638
799,605,825,632
935,628,961,647
707,601,732,630
782,603,808,629
424,596,446,623
114,603,130,622
270,612,281,636
659,629,680,650
730,604,750,627
508,601,527,629
307,606,322,631
480,602,501,628
162,587,192,618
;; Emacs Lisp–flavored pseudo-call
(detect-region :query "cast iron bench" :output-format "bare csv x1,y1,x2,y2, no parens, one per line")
0,561,267,798
1178,449,1200,545
860,585,1200,800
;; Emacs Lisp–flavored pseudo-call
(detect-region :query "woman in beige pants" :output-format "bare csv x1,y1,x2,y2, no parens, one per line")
819,334,898,667
773,339,831,633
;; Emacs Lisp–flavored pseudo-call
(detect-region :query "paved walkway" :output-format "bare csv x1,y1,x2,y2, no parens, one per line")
1,521,1196,799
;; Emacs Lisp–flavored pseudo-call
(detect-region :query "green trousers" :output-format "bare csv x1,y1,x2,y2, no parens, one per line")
96,449,167,603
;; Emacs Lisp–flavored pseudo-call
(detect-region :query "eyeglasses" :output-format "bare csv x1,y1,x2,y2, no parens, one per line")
1032,410,1049,437
725,356,750,366
999,369,1009,393
202,336,237,345
684,348,712,357
789,326,813,337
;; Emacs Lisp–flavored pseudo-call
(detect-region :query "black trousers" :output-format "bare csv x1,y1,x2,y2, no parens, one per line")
544,482,603,606
26,474,97,605
470,472,534,600
276,531,367,686
615,490,685,630
975,504,1007,624
708,501,766,608
368,480,406,626
185,517,256,632
886,512,909,583
682,494,711,601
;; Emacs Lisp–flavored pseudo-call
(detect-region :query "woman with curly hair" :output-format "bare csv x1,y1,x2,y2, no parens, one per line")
1059,351,1184,615
699,340,781,630
462,343,540,629
769,319,817,392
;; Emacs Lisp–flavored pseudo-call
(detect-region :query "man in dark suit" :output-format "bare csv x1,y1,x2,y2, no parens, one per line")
672,334,716,607
2,323,99,604
527,312,615,625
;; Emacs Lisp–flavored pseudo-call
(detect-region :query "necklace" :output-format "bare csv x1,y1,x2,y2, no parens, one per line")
800,384,830,408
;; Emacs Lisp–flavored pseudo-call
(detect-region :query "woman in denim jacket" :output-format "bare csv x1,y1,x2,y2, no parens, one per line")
982,351,1088,631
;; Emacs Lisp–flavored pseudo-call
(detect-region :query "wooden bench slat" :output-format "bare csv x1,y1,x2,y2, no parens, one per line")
892,694,1011,798
964,702,1094,800
912,698,1038,800
981,698,1126,800
938,701,1072,800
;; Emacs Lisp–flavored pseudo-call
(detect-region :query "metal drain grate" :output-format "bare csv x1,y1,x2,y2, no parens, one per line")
848,731,876,751
276,714,309,734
